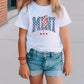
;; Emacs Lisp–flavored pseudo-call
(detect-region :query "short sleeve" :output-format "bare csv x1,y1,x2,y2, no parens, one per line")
59,4,71,27
14,6,29,30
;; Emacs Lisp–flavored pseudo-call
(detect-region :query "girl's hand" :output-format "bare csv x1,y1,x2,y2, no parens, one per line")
19,63,30,79
63,60,72,76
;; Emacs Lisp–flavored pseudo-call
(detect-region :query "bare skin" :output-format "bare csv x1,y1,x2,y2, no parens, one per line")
60,25,72,76
46,76,62,84
18,28,30,79
29,73,44,84
18,0,72,84
19,63,30,79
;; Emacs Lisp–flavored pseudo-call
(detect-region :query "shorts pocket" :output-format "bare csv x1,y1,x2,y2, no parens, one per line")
26,52,34,60
51,52,63,61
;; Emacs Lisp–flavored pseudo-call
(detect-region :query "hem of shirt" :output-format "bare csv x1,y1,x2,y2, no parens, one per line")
14,22,28,30
59,20,71,27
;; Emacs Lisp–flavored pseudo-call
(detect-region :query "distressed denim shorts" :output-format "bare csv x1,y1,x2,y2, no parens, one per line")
26,48,64,78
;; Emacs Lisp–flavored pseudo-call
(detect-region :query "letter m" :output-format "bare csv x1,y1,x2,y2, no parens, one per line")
32,17,40,32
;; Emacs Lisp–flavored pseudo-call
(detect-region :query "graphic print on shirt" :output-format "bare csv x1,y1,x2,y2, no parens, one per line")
32,15,56,35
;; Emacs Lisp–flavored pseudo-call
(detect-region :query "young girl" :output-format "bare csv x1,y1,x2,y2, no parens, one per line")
15,0,72,84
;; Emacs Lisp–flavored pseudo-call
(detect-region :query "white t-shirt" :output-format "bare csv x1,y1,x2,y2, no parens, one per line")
15,1,71,53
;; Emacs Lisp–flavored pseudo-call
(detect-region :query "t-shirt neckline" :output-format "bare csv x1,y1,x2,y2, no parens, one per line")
33,1,51,8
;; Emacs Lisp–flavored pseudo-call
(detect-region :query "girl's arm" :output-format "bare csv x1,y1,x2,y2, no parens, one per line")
60,25,72,76
18,28,27,64
60,25,71,60
18,28,30,79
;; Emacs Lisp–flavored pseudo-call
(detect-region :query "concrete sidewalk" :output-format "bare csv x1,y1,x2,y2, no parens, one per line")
7,9,18,21
0,0,84,84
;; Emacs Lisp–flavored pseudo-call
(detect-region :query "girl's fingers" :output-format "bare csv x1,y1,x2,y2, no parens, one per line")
68,73,70,75
22,74,26,78
26,74,28,79
65,73,68,76
21,73,28,79
25,73,28,79
65,72,71,76
27,69,30,76
27,72,30,76
63,69,65,73
65,72,69,76
27,72,29,76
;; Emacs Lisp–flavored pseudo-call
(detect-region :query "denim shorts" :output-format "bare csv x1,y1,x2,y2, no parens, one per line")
26,48,64,78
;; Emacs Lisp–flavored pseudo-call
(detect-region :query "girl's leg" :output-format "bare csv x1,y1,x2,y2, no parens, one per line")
45,75,62,84
29,73,44,84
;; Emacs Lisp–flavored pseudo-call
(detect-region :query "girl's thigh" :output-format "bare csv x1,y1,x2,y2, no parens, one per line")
45,75,62,84
29,73,44,84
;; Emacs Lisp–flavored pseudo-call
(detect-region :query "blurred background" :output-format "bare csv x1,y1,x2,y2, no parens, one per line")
0,0,84,84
